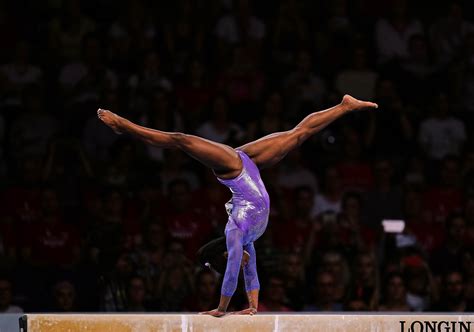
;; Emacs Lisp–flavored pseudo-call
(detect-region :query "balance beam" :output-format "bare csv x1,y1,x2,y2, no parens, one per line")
19,313,474,332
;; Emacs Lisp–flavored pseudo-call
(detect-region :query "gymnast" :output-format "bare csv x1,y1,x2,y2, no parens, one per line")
97,94,377,317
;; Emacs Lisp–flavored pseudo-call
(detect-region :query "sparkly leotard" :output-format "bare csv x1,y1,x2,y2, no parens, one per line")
217,150,270,297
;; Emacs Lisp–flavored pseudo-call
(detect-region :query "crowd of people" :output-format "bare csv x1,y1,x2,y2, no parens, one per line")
1,0,474,313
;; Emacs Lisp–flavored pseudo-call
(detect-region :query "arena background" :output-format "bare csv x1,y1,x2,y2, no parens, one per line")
0,0,474,314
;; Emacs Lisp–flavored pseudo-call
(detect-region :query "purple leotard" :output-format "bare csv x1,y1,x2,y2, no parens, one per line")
217,150,270,297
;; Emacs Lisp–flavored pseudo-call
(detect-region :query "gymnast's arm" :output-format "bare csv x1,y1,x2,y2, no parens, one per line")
242,242,259,314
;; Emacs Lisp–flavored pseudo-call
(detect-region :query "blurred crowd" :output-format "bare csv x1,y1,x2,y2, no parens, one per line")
1,0,474,313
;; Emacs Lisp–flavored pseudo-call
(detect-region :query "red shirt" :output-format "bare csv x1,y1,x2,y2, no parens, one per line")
422,187,463,223
336,161,374,192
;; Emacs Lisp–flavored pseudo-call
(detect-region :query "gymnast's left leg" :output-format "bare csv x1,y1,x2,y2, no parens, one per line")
238,94,377,169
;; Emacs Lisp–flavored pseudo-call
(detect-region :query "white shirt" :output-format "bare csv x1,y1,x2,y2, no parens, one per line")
216,15,265,44
196,122,244,144
375,18,423,63
419,116,466,160
311,194,341,218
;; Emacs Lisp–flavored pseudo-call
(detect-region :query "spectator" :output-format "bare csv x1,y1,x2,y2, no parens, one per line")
183,269,219,312
0,278,23,313
51,280,77,312
311,166,343,219
304,271,343,311
0,41,43,107
350,251,379,310
9,86,58,159
335,47,378,100
258,274,291,312
422,156,463,223
378,273,410,311
284,50,326,115
280,253,306,311
430,214,468,276
196,95,245,145
419,93,466,161
364,158,403,227
432,271,474,312
48,0,96,61
429,3,474,66
374,0,423,64
126,275,152,312
276,149,318,192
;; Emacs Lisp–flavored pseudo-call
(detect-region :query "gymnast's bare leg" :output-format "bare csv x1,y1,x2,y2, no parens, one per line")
239,94,377,169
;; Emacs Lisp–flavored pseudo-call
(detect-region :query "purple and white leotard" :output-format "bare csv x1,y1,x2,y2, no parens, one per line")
216,150,270,297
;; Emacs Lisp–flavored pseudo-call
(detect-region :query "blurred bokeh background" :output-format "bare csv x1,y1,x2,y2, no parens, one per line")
0,0,474,313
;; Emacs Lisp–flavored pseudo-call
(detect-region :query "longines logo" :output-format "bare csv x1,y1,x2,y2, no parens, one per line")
400,320,472,332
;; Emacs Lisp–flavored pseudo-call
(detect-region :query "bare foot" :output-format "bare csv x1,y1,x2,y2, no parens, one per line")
199,309,227,317
341,94,378,112
229,308,257,315
97,108,124,134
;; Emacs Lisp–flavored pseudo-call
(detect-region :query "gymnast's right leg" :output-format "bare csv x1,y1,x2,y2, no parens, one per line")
97,109,242,179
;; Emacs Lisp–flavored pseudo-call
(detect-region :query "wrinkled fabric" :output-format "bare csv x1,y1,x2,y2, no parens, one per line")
217,150,269,297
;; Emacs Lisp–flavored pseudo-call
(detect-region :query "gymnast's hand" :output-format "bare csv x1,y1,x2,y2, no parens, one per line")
199,308,227,317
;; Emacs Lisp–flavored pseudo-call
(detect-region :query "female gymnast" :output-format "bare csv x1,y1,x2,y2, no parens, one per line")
97,94,377,317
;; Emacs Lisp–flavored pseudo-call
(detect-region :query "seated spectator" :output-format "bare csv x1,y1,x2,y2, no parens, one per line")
48,0,96,61
378,273,410,311
9,86,58,159
365,79,416,159
182,269,218,312
335,47,378,100
126,275,153,312
159,150,200,193
0,41,43,107
338,192,377,251
274,186,317,253
20,188,80,268
155,242,194,311
162,180,211,258
320,251,350,303
258,274,292,312
311,166,342,219
195,95,245,146
404,189,445,254
216,46,265,121
276,149,318,192
429,3,474,66
215,0,265,52
246,91,288,141
51,280,77,312
304,271,343,311
0,277,23,313
163,0,205,75
58,34,117,103
284,50,326,115
403,255,436,311
279,253,306,310
270,1,309,69
364,158,403,227
176,60,215,129
432,271,474,312
430,214,468,276
374,0,423,64
419,93,466,161
350,251,379,310
422,156,463,223
399,35,436,107
336,128,373,192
